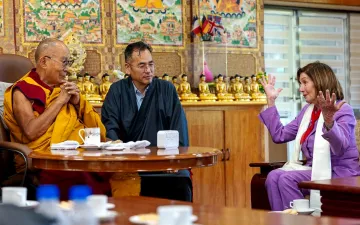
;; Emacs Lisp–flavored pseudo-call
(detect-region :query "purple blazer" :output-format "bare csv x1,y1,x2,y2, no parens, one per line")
259,103,360,178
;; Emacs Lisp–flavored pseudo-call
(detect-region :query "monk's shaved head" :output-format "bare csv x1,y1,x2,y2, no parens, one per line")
35,38,67,63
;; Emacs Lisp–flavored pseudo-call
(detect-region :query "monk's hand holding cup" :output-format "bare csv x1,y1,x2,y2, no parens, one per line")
64,82,80,106
259,74,283,107
317,90,345,129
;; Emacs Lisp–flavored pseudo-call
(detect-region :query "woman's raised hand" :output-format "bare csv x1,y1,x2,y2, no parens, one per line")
260,74,283,107
317,90,345,129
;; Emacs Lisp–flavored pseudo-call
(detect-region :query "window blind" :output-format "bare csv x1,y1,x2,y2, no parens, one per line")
298,12,348,100
264,10,296,119
349,13,360,108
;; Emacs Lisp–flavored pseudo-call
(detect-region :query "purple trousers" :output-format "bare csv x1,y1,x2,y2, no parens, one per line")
265,169,311,211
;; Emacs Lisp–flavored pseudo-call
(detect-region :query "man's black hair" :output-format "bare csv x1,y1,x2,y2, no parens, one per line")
124,41,153,63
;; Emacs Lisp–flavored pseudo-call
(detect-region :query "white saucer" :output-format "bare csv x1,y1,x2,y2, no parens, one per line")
129,214,198,224
59,202,115,211
268,211,283,214
268,208,315,215
297,208,315,215
0,200,39,208
96,210,118,221
25,200,39,208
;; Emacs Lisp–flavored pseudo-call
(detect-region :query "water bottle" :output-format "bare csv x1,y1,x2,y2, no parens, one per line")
69,185,98,225
36,184,70,225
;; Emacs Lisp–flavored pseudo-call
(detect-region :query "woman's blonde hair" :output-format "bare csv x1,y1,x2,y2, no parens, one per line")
297,61,344,100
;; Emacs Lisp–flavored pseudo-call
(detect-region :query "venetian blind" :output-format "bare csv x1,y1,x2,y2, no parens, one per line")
349,13,360,108
264,10,296,119
298,11,348,101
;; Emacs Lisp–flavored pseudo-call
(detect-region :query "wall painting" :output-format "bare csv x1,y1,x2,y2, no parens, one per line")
115,0,184,46
198,0,257,48
0,0,4,37
23,0,103,43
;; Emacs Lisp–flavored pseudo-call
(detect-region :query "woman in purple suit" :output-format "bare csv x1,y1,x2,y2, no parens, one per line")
259,62,360,211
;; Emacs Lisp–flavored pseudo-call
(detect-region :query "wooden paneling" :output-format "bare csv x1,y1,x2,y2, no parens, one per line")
271,0,360,6
224,107,264,208
184,104,266,209
185,110,226,206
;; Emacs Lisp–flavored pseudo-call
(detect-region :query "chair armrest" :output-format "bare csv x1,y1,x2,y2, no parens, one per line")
249,159,308,175
249,162,287,174
0,141,33,170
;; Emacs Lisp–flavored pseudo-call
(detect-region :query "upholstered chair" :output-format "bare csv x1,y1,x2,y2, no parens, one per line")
0,54,36,199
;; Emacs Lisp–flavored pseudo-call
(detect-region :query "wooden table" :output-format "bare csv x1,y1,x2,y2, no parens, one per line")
299,176,360,218
29,146,222,172
94,102,267,208
103,196,360,225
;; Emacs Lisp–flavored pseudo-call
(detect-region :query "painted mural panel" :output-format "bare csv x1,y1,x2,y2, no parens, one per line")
0,0,4,37
198,0,257,48
23,0,102,43
115,0,184,46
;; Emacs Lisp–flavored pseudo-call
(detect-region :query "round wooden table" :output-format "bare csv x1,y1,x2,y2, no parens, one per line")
29,146,222,172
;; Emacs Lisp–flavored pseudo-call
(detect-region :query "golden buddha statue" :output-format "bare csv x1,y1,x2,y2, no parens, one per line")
83,73,94,95
100,73,112,100
171,76,180,93
229,76,236,93
240,76,245,86
179,74,199,102
62,32,86,81
243,77,251,95
233,75,251,101
90,76,100,95
250,75,266,101
216,74,234,101
162,73,170,81
83,73,102,103
198,74,217,102
214,77,219,85
76,75,84,94
171,76,181,100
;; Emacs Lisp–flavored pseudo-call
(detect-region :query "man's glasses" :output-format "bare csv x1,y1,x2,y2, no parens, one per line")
130,63,155,72
44,56,74,67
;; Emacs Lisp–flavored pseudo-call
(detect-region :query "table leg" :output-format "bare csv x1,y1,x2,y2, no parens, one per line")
110,172,141,197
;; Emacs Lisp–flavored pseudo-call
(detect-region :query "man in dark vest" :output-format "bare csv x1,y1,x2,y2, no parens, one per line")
101,41,192,201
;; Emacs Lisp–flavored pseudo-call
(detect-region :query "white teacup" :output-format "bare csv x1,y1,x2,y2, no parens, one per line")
2,187,27,207
78,127,101,145
87,195,108,217
290,199,310,211
157,205,192,225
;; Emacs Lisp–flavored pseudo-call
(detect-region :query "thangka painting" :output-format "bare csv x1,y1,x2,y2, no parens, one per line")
0,0,4,37
115,0,184,46
23,0,103,43
198,0,257,47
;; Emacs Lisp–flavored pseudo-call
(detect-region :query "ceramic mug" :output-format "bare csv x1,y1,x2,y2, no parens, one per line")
2,187,27,207
78,127,101,145
290,199,310,211
157,205,192,225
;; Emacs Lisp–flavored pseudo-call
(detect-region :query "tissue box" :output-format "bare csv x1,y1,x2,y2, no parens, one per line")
157,130,179,148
